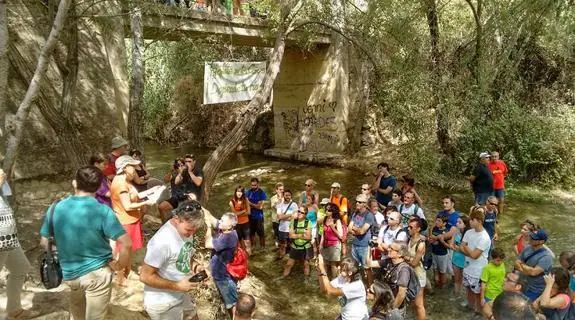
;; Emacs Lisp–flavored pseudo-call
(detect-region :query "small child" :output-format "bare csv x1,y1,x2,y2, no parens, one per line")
429,214,452,288
480,248,506,317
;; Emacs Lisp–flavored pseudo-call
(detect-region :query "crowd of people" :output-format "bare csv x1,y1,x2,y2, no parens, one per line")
161,0,269,18
0,136,573,320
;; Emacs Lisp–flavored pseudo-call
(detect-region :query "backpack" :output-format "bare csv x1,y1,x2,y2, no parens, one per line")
418,239,433,270
223,244,248,281
398,204,420,225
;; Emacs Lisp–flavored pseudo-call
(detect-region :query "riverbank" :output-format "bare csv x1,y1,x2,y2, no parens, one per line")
2,149,575,320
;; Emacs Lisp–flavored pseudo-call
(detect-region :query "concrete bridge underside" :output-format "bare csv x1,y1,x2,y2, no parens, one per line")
126,7,349,161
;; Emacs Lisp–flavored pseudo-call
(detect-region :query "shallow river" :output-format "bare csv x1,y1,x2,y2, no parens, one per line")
144,143,575,320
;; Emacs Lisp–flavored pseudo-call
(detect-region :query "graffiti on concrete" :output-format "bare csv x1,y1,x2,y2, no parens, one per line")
276,100,342,152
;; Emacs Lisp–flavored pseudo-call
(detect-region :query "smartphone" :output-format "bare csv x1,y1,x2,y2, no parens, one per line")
189,270,208,282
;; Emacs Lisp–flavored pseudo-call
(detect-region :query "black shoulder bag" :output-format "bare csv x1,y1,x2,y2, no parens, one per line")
40,201,63,289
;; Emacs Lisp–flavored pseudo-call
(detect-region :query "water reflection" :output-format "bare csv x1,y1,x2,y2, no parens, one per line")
144,142,575,319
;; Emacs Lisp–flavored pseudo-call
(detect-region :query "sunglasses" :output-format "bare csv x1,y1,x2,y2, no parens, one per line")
179,202,202,212
361,188,369,191
488,202,497,206
356,201,367,204
305,184,312,187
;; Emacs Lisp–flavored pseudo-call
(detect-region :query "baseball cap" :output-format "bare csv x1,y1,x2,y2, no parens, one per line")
111,136,129,150
331,182,341,188
320,198,330,205
479,152,491,159
115,155,140,174
530,229,548,241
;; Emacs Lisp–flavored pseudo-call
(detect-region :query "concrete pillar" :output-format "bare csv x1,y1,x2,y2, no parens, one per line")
269,42,350,159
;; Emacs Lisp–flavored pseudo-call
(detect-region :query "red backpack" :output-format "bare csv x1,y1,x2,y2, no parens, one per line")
225,245,248,281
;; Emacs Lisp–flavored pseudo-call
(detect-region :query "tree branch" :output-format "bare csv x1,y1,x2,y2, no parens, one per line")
2,0,71,177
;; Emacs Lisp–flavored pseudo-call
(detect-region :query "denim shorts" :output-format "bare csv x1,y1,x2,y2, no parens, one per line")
351,245,369,268
494,189,505,200
215,279,238,309
474,192,492,205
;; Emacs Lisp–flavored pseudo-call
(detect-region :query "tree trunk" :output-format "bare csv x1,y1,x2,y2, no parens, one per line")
0,0,8,161
128,6,145,152
349,58,370,152
464,0,483,87
2,0,71,178
49,0,89,169
200,2,298,205
426,0,451,156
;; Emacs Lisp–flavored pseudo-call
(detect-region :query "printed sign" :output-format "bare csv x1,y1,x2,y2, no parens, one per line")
203,62,266,104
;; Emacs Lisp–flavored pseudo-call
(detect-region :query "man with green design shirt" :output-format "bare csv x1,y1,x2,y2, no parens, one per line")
140,201,206,320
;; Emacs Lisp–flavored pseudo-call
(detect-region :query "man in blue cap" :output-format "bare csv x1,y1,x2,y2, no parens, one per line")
513,228,554,301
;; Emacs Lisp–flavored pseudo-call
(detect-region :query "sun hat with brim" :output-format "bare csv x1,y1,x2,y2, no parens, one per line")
320,198,330,205
115,155,140,174
479,152,491,159
111,136,129,150
530,229,548,241
331,182,341,188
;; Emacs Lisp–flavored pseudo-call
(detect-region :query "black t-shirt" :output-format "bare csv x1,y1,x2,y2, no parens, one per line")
181,167,204,199
378,259,420,305
472,163,494,193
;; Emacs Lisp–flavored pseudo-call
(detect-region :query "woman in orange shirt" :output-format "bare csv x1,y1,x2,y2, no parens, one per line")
229,185,251,254
110,155,154,283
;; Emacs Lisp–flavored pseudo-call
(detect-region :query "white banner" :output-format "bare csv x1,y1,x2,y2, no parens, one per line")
203,61,266,105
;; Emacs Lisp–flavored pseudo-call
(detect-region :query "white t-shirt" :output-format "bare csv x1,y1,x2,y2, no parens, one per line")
374,211,385,227
276,201,298,232
330,276,369,320
378,225,408,246
399,204,425,227
143,221,195,307
462,228,491,278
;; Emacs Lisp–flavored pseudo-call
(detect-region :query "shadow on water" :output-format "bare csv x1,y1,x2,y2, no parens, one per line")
144,142,575,320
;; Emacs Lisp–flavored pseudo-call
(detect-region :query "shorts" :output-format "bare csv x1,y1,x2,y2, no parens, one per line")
432,254,450,274
462,272,481,294
215,279,238,310
272,222,280,239
524,289,542,302
145,294,196,320
289,246,314,261
351,245,369,268
117,220,144,252
249,219,264,237
484,296,492,303
494,189,505,200
236,223,250,241
166,196,179,209
278,231,290,243
322,243,342,262
474,192,492,205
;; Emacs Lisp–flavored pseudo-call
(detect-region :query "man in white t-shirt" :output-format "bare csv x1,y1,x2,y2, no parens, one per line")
454,208,491,313
377,210,408,255
398,191,425,228
140,201,206,320
276,189,298,259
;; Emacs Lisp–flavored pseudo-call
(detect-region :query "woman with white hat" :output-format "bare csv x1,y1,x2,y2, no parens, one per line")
110,155,154,284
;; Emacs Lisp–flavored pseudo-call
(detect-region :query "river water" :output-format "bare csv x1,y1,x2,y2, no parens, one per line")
143,143,575,320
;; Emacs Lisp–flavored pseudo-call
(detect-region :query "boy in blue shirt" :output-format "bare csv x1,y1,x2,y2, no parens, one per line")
429,214,453,288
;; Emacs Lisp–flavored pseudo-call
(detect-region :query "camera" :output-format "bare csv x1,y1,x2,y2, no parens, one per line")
369,239,378,248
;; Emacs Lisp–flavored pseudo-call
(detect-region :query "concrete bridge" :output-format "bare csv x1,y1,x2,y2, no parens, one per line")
126,6,351,161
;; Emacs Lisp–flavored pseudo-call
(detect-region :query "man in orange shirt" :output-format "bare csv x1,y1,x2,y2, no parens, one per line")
488,151,508,215
329,182,348,225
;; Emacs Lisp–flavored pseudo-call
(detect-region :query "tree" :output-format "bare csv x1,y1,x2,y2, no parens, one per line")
128,5,145,152
0,0,8,160
200,0,303,204
2,0,71,178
